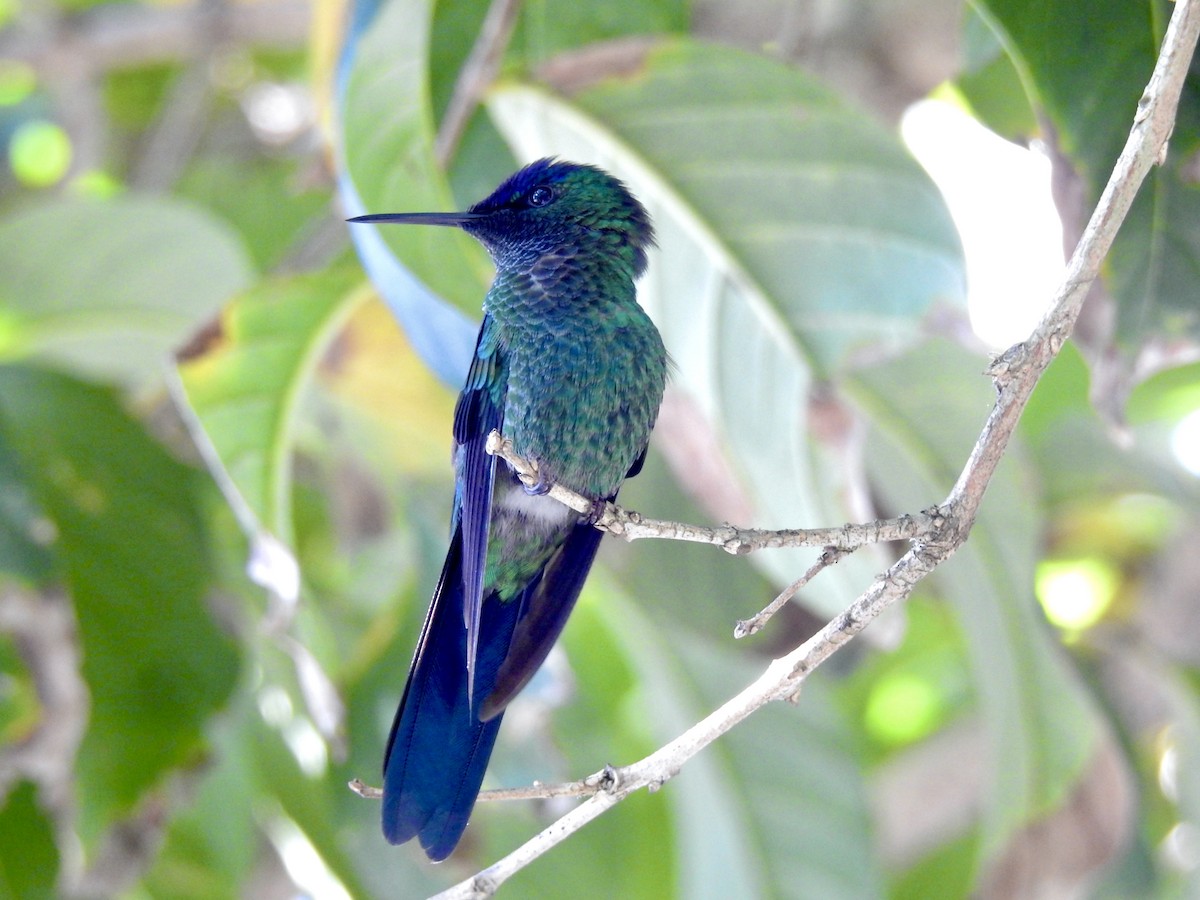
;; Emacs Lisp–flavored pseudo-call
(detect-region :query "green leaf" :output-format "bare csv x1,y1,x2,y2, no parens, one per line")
1023,345,1200,509
0,197,254,386
951,4,1037,140
0,365,239,848
591,585,884,899
0,429,56,584
175,159,329,271
973,0,1158,183
487,39,966,617
507,0,689,65
850,340,1098,862
141,707,258,900
341,0,492,312
177,267,367,538
0,782,58,900
971,0,1200,348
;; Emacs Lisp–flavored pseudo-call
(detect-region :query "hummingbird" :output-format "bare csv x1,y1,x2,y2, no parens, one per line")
349,158,668,860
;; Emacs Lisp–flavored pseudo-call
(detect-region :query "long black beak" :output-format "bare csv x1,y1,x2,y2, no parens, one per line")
347,211,481,227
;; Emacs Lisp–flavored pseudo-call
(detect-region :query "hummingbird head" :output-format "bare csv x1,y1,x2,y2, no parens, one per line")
350,158,655,277
465,158,655,275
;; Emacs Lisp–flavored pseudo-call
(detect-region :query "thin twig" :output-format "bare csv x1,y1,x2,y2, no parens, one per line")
430,2,1200,895
734,546,852,638
348,778,381,799
474,772,613,804
350,766,618,805
434,0,524,167
485,431,941,552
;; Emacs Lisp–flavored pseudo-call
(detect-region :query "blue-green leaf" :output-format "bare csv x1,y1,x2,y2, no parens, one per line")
851,340,1098,863
0,197,253,387
0,365,240,847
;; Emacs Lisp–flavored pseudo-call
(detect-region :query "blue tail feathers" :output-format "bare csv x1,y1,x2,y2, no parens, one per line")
381,530,520,860
381,519,606,859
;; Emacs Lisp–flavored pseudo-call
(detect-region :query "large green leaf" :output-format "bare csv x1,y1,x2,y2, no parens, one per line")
0,365,239,847
486,39,966,618
0,430,56,585
969,0,1200,348
0,781,58,900
850,340,1098,863
177,267,366,538
953,4,1037,141
0,197,254,387
1023,345,1200,509
341,0,491,312
141,702,259,900
583,585,883,899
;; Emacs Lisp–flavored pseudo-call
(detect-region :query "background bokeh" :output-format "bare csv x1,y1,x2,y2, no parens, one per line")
1,0,1199,897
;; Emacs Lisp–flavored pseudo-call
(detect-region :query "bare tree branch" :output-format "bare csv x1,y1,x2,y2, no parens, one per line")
422,1,1200,895
485,431,942,552
352,765,622,806
734,545,852,638
0,588,87,813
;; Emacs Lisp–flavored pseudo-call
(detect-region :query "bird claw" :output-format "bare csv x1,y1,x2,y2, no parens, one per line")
521,469,551,496
583,497,608,525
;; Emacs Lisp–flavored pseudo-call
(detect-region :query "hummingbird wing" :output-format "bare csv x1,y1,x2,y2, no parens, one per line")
478,441,651,719
478,515,606,720
452,314,507,706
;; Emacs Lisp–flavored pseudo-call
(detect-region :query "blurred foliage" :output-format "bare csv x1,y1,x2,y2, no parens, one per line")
958,0,1200,353
0,0,1198,898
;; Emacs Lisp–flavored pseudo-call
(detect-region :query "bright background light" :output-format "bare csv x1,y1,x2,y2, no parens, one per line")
270,819,353,900
904,98,1200,475
864,671,944,746
1035,558,1120,631
9,119,72,187
1170,408,1200,476
902,98,1065,349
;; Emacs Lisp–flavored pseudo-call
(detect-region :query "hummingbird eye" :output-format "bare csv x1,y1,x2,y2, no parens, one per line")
527,185,554,207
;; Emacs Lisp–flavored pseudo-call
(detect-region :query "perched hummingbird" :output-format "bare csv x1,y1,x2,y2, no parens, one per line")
350,158,667,860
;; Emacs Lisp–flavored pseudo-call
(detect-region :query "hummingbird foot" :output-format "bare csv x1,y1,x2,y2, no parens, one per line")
582,497,609,526
521,466,552,496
